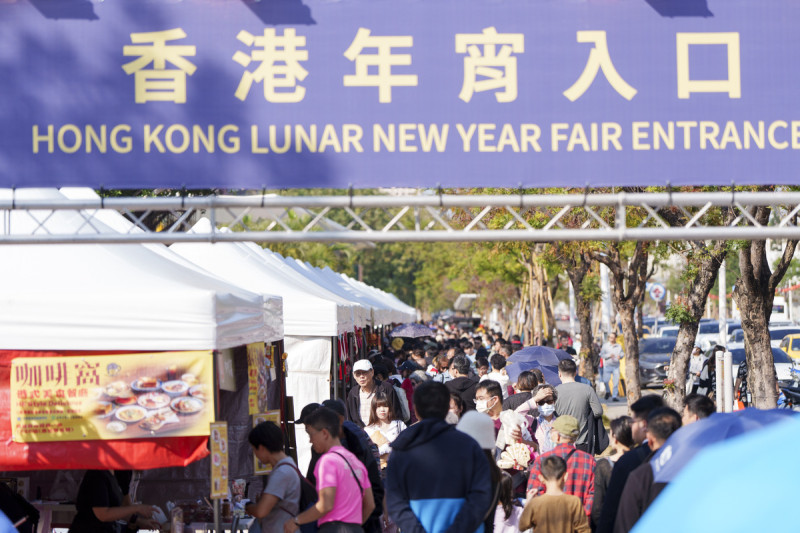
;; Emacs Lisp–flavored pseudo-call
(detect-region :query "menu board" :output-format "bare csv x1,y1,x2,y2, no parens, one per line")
252,411,281,475
210,421,229,499
246,343,269,415
10,351,214,442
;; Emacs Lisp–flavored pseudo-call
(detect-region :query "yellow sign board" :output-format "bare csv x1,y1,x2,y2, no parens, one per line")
252,411,281,475
247,343,269,415
210,421,229,499
10,351,214,443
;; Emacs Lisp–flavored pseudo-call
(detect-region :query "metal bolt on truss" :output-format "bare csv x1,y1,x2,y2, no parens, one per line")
2,190,800,244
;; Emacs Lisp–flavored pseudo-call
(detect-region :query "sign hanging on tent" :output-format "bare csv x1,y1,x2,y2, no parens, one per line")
10,351,214,443
2,0,800,190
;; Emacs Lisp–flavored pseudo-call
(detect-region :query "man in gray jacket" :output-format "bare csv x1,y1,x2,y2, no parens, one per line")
554,359,603,453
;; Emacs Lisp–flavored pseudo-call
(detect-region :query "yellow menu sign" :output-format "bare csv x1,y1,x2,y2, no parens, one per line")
210,421,229,499
247,343,269,415
10,351,214,443
253,411,281,475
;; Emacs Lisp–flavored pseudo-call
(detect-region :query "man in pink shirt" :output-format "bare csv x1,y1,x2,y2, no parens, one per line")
284,407,375,533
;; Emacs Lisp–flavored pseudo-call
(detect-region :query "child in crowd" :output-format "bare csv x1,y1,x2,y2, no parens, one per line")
519,456,590,533
493,471,526,533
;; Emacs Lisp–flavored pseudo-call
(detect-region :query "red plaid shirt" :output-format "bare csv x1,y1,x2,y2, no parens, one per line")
526,442,596,516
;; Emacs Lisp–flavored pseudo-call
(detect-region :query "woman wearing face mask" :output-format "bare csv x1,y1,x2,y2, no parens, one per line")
516,384,559,453
447,392,466,424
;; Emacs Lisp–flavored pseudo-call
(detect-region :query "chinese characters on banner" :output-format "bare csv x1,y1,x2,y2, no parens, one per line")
247,343,270,415
10,351,214,443
252,411,281,475
3,0,797,190
210,421,229,499
119,26,740,105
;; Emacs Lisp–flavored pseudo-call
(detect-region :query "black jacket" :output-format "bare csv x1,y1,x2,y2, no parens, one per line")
346,378,403,427
595,444,651,533
613,453,666,533
446,376,479,411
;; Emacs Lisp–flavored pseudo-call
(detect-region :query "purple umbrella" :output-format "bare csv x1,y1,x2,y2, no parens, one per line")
508,345,574,367
389,323,436,338
505,361,561,386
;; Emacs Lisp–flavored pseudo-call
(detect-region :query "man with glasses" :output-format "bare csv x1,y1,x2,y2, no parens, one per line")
346,360,403,429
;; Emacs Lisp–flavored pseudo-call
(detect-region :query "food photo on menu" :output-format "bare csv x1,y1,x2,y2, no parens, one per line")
84,358,211,438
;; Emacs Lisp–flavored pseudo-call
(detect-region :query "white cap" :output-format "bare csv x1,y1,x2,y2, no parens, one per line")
353,359,373,372
456,411,496,450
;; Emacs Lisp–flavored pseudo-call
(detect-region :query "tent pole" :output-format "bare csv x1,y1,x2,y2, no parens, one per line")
332,337,339,400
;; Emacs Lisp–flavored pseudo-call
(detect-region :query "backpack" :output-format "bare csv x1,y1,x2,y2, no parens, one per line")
275,462,319,533
393,384,411,422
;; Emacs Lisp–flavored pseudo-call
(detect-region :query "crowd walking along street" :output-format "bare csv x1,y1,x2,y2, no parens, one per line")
4,1,800,533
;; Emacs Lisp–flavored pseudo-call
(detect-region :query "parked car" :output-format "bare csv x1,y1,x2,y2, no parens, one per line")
658,326,679,338
769,327,800,348
695,321,723,351
778,334,800,360
728,346,795,386
637,337,676,387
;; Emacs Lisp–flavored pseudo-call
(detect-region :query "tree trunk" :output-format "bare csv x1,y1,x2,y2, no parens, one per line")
618,302,641,403
566,262,596,383
637,305,644,339
735,286,775,407
732,204,799,409
662,253,725,409
593,242,650,405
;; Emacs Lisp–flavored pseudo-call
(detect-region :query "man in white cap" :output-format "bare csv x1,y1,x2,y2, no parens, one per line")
346,359,403,428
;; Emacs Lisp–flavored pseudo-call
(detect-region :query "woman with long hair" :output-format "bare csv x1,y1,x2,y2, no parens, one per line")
591,416,634,530
364,391,407,471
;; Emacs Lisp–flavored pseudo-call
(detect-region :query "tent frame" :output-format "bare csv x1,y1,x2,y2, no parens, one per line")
3,190,800,243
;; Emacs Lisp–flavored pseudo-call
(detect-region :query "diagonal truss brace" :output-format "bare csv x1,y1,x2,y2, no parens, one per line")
3,191,800,244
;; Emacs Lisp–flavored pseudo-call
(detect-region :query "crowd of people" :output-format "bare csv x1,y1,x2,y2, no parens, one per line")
244,327,718,533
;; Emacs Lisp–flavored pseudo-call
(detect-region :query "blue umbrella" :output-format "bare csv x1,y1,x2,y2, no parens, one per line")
650,408,796,483
389,323,435,338
508,346,573,367
634,413,800,533
505,361,561,386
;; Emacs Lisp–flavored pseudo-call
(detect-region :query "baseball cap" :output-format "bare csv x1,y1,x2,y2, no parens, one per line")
321,399,347,417
552,415,579,438
353,359,373,372
295,402,321,425
399,360,421,372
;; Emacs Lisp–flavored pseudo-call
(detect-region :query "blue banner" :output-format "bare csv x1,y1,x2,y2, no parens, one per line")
1,0,798,189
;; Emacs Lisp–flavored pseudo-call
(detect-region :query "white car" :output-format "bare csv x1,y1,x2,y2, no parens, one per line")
658,326,679,338
727,346,795,385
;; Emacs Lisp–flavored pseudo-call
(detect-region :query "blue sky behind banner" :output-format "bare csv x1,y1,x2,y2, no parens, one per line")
0,0,797,190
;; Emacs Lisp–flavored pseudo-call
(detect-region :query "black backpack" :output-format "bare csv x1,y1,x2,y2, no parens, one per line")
276,462,319,533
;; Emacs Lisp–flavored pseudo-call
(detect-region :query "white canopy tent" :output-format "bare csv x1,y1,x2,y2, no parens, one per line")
0,189,271,351
170,219,366,472
339,274,416,324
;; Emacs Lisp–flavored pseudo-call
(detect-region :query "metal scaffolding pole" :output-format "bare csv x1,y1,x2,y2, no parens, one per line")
4,190,800,244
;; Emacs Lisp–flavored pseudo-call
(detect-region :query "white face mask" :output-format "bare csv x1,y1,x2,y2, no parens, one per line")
539,403,556,417
475,399,490,413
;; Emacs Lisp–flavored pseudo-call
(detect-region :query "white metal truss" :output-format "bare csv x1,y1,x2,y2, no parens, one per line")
3,190,800,244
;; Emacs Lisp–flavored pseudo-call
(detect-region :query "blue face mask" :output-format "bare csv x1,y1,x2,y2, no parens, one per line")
539,403,556,417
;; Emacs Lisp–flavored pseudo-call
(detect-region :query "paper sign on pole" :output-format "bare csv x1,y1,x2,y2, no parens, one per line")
252,411,281,475
247,343,269,415
10,351,214,442
210,421,229,499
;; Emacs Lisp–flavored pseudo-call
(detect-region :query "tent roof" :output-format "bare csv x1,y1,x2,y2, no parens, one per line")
170,218,356,336
0,189,272,350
